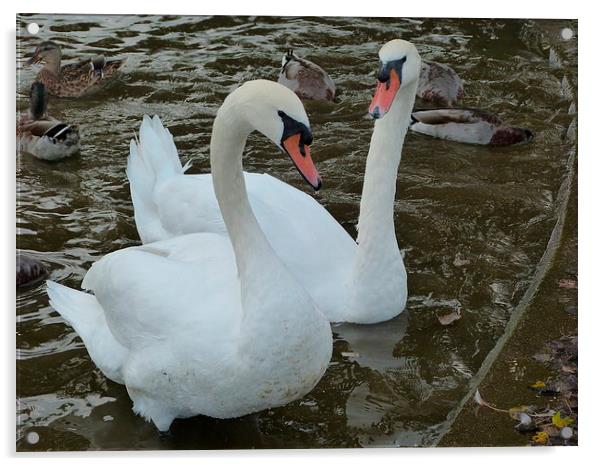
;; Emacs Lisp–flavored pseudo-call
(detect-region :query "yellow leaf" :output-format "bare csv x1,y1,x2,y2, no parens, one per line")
552,412,574,428
508,406,532,419
532,431,549,445
530,380,546,389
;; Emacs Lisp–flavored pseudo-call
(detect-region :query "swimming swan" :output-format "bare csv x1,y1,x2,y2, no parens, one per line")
126,40,420,324
47,80,332,431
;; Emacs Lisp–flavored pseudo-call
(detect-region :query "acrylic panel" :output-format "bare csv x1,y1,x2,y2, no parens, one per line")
16,14,577,451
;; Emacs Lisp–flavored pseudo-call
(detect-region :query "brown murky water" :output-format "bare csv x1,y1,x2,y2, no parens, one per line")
16,14,576,450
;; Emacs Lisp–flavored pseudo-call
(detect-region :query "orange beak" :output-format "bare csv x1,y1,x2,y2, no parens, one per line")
369,69,401,119
282,133,321,190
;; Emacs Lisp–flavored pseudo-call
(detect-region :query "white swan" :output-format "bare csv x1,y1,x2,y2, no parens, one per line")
127,39,420,324
46,80,333,431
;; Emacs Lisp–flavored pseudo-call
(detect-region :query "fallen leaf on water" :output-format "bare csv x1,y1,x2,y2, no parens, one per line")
529,380,546,389
552,411,574,428
561,364,577,374
558,279,577,289
437,309,462,326
533,353,552,363
531,431,549,445
508,406,533,419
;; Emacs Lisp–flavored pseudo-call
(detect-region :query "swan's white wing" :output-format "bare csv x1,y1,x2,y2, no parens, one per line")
141,171,357,318
244,173,356,315
154,174,227,237
81,233,240,351
151,171,357,284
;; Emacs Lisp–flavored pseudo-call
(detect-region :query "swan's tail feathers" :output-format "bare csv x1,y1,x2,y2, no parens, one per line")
47,280,101,337
138,115,185,179
46,281,128,384
126,115,184,243
126,115,182,191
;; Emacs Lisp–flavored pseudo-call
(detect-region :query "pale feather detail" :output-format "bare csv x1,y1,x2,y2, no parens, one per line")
18,132,80,161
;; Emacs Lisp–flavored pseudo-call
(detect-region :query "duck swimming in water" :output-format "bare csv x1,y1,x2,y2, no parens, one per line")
17,253,47,288
417,60,464,107
17,82,80,161
410,108,534,146
277,49,336,102
27,41,125,98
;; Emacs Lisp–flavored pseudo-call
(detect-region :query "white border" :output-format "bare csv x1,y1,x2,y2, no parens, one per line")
4,1,597,465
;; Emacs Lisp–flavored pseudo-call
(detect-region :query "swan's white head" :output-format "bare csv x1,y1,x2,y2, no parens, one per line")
220,80,320,190
369,39,421,119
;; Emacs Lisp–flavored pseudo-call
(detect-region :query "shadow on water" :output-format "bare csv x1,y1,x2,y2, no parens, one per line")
16,14,576,449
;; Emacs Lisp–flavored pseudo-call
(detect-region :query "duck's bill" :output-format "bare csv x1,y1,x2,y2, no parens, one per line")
26,55,40,65
369,69,401,119
282,133,322,190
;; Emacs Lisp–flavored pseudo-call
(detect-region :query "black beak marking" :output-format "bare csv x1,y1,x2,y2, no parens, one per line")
278,110,312,155
376,56,407,88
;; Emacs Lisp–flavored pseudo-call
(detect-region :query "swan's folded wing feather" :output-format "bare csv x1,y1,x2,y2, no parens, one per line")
244,173,355,311
154,174,228,236
81,233,240,349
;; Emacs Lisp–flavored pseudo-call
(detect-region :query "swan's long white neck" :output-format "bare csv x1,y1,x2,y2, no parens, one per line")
348,79,417,318
210,105,278,285
209,99,321,345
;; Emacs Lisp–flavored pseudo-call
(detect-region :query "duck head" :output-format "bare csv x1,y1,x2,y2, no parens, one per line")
27,41,61,66
369,39,421,119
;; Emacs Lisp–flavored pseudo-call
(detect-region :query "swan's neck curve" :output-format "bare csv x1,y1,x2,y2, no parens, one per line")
210,106,277,284
348,81,417,317
210,102,324,347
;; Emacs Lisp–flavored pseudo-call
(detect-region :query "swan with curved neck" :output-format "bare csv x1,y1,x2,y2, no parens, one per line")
347,39,421,320
126,39,420,324
47,80,332,431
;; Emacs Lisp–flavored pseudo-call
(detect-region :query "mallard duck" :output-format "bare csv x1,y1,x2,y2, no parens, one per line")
27,41,125,98
277,49,336,101
17,253,47,287
17,82,80,161
417,60,464,107
410,108,534,145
